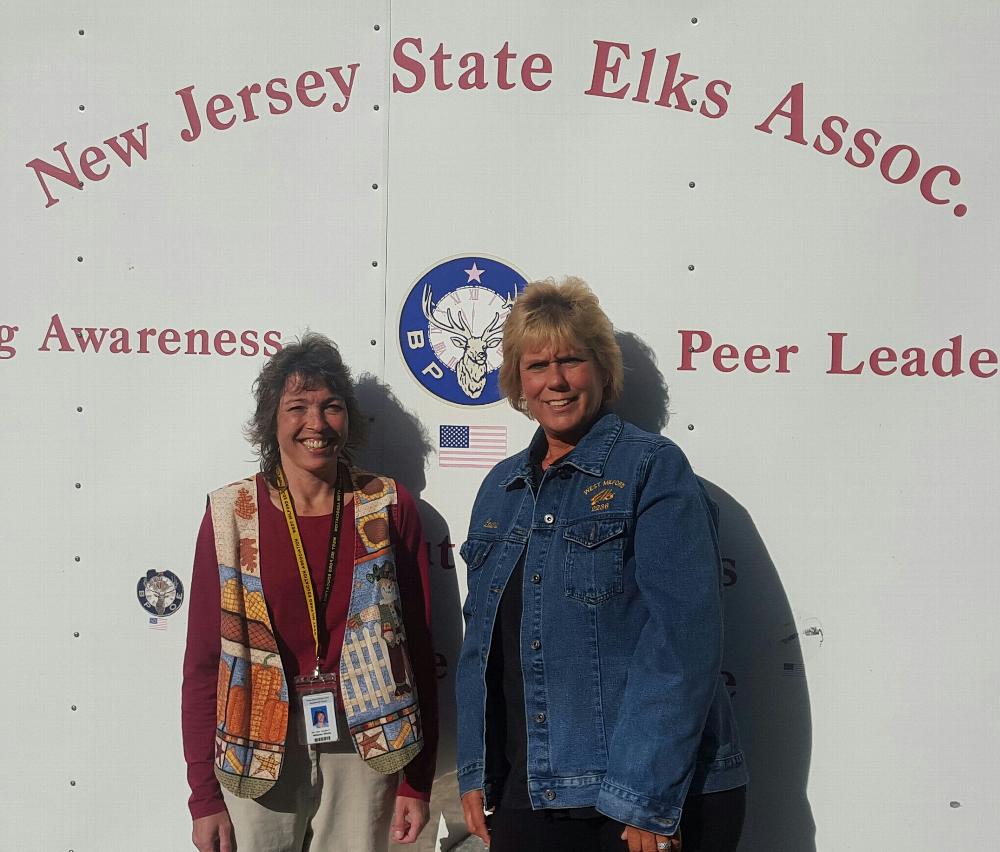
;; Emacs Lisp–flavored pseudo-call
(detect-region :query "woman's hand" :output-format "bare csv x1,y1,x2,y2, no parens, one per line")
461,789,490,847
192,811,235,852
620,823,681,852
391,795,429,844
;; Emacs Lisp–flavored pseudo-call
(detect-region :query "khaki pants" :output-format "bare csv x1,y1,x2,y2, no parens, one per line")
223,708,397,852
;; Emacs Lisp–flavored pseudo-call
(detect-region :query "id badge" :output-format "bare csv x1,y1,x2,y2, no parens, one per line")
294,672,339,745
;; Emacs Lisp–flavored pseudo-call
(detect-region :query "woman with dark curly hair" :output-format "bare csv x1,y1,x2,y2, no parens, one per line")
182,333,437,852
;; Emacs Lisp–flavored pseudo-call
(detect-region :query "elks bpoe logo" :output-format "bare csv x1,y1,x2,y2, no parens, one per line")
399,256,526,405
136,569,185,617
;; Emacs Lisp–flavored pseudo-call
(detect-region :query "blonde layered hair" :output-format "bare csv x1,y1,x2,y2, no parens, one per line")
499,277,624,413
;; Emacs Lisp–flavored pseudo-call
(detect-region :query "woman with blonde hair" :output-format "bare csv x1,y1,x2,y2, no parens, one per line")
455,279,746,852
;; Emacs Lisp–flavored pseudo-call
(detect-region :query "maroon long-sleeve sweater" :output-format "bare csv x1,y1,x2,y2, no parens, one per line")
181,474,438,819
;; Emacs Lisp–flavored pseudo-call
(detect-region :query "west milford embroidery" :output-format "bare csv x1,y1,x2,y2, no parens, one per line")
583,479,625,512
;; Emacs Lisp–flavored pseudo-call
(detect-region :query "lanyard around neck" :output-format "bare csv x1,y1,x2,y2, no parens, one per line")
274,464,346,673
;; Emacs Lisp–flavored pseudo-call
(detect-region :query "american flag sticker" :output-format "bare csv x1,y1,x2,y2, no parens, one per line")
149,617,168,631
782,662,806,678
439,425,507,469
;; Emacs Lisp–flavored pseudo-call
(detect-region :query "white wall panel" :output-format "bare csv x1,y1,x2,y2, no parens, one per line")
383,3,997,851
2,3,390,850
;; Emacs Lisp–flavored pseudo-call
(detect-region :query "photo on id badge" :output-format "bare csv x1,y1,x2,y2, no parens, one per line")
301,690,338,745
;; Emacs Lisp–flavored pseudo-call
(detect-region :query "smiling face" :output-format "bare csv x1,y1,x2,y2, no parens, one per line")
519,345,606,452
275,375,349,481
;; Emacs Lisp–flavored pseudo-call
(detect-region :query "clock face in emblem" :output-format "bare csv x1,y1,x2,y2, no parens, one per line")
427,285,510,380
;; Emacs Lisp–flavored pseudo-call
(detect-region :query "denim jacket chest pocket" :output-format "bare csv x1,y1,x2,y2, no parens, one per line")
562,517,627,605
459,536,497,619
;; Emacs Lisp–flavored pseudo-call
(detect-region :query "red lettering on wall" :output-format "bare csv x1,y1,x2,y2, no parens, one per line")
26,123,150,208
757,82,967,216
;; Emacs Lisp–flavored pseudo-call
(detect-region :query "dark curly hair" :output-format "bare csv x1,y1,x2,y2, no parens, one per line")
245,333,367,484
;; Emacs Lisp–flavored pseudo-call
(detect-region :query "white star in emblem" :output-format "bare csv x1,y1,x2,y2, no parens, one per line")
464,262,485,284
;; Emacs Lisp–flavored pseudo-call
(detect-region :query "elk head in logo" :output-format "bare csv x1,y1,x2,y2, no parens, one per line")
422,283,511,399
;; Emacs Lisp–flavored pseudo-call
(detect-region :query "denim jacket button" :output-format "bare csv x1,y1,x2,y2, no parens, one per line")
531,573,542,584
530,639,541,650
544,789,556,801
535,712,546,723
543,513,555,524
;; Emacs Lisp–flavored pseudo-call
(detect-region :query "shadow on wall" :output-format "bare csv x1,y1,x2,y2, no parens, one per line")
354,375,467,852
614,331,670,434
613,332,817,852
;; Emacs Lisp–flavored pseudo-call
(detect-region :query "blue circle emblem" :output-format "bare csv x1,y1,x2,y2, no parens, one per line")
399,256,526,405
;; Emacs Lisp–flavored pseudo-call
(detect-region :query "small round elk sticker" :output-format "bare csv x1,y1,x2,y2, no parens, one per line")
136,569,185,618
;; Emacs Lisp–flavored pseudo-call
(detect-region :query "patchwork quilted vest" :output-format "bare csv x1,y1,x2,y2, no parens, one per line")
209,467,424,799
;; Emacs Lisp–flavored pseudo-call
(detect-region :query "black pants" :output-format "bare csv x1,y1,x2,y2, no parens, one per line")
488,786,746,852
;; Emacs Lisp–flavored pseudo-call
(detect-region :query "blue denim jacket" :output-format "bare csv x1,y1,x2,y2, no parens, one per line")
455,413,747,834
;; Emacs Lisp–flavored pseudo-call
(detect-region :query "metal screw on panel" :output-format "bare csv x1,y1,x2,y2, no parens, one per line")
370,339,377,346
71,705,77,711
374,24,380,31
78,29,85,35
77,256,84,262
79,105,85,111
74,556,81,562
687,424,695,431
373,104,380,111
950,801,961,808
69,780,76,786
76,406,83,412
371,260,378,267
689,181,696,188
73,632,80,638
74,482,82,489
372,183,379,190
690,99,698,106
691,17,699,25
688,264,695,271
